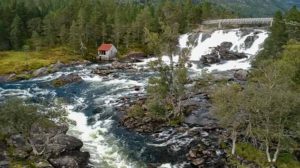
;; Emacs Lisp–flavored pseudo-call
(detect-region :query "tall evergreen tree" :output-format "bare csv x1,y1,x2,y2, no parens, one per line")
69,20,80,53
10,15,24,49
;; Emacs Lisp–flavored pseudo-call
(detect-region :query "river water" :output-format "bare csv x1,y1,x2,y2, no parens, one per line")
0,29,268,168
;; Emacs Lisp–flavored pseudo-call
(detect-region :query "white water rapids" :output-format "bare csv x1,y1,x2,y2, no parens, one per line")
0,29,269,168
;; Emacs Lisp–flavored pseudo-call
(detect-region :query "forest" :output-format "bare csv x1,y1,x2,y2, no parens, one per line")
0,0,234,56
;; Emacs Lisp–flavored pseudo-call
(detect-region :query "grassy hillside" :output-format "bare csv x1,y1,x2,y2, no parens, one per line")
0,48,82,75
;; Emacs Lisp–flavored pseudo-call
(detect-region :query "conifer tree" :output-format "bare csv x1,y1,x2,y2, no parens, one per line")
10,15,23,49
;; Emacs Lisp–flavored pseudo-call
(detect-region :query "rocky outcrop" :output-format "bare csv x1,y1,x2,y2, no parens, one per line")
92,61,135,77
2,122,90,168
200,42,247,65
51,73,83,87
122,116,167,133
186,127,227,168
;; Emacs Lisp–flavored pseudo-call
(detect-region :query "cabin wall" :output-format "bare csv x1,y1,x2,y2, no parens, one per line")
97,45,118,61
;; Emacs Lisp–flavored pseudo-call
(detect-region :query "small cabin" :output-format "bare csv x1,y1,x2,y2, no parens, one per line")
97,43,117,61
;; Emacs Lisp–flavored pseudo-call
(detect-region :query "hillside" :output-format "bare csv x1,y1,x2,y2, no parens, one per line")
202,0,300,17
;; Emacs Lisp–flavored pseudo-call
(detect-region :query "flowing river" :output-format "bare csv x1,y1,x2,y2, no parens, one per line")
0,29,268,168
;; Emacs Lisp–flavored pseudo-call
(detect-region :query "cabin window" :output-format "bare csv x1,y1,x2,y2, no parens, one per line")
100,51,106,55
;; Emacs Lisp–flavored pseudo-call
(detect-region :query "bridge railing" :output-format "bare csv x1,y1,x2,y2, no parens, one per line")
202,18,273,26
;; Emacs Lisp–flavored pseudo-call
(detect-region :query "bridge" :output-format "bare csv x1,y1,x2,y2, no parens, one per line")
202,18,274,28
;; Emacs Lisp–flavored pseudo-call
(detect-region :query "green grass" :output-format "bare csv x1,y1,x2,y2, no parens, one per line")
229,143,300,168
0,47,83,75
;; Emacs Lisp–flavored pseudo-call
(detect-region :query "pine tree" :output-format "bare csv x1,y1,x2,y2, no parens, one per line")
30,31,42,51
10,15,23,50
285,6,300,41
59,25,68,44
69,20,80,53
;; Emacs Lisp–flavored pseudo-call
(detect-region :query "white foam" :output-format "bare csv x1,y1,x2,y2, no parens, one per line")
66,103,137,168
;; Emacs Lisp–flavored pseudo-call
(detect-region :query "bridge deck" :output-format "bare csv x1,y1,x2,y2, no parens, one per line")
202,18,273,25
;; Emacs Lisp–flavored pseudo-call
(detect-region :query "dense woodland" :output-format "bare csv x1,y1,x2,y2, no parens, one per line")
0,0,235,57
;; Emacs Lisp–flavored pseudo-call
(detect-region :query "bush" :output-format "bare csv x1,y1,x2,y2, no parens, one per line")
128,104,145,118
146,99,166,119
0,98,71,137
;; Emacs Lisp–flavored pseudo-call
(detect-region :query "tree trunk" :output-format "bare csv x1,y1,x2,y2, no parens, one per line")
231,130,237,155
272,142,280,163
265,142,272,162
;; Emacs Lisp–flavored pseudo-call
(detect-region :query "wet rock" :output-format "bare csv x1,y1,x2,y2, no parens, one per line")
49,61,65,72
220,42,233,50
200,43,247,66
50,134,83,152
201,33,211,42
188,33,200,46
33,67,49,77
244,35,259,49
48,151,90,168
200,53,220,65
112,61,133,69
92,68,116,76
51,73,82,87
234,69,249,81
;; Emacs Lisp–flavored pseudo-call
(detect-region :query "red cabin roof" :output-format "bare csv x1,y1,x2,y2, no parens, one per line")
98,44,113,51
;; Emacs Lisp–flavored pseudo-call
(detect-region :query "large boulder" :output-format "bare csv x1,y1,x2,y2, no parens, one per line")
51,73,82,87
49,134,83,152
200,42,247,66
33,67,49,77
48,151,90,168
49,61,65,72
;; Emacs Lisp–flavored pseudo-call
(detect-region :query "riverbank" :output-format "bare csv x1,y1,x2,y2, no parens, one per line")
0,47,88,82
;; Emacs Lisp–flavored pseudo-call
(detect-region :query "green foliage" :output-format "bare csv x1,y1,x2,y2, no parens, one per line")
0,98,72,137
0,98,41,136
229,143,300,168
146,99,166,119
214,42,300,163
255,7,300,65
128,104,145,118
